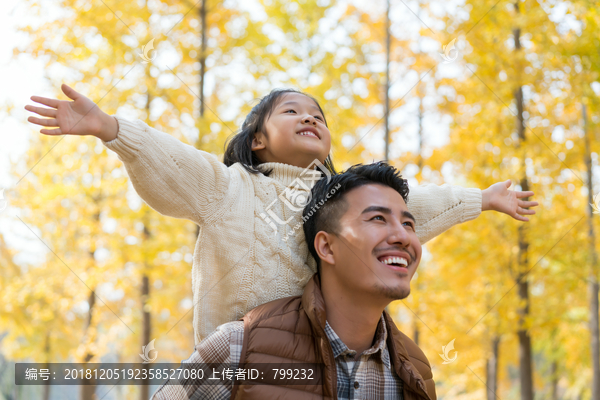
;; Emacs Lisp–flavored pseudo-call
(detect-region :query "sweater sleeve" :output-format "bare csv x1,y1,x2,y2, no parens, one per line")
102,116,231,225
407,183,482,244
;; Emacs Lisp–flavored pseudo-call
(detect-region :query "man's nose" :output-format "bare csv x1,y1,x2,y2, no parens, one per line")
387,221,411,247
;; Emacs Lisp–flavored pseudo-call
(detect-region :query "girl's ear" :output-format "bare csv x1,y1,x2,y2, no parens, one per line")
251,133,266,151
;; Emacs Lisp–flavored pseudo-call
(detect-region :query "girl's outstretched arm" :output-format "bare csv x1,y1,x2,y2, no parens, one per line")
26,84,231,225
481,180,538,221
408,181,537,244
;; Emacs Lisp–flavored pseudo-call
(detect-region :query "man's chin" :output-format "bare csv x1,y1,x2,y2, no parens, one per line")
377,283,411,300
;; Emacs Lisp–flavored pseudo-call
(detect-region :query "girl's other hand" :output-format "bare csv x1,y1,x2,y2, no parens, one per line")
482,180,539,222
25,84,118,141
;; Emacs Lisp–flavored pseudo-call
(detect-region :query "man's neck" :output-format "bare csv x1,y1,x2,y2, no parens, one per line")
321,282,387,356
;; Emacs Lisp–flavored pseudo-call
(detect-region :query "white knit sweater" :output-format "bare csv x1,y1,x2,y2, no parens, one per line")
103,116,482,344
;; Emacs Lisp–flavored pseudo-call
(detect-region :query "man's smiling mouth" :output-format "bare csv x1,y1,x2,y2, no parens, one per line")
378,256,408,267
376,254,411,271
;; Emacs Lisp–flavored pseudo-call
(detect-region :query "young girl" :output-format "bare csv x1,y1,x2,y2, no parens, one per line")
25,84,537,346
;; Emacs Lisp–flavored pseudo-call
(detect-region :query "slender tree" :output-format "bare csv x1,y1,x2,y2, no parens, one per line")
513,3,534,398
583,103,600,399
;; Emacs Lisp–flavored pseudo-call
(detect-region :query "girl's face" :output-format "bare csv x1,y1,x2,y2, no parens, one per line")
251,93,331,169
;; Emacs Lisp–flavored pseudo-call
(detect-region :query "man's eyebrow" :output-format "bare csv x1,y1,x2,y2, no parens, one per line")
361,206,416,223
403,211,416,223
278,101,321,112
362,205,392,215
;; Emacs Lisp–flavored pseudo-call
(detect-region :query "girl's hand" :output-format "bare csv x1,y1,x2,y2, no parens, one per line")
482,180,539,222
25,84,118,141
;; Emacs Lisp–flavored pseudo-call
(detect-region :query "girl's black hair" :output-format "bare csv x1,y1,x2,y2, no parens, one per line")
223,88,337,176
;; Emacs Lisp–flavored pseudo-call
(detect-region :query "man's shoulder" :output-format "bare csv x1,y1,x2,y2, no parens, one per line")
201,320,244,343
395,329,432,380
194,321,244,364
243,295,304,324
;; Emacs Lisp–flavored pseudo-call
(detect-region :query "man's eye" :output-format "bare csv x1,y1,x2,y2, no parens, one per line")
371,215,385,221
403,221,415,229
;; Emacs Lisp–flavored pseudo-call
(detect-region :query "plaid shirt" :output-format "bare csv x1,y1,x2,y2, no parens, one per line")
151,315,403,400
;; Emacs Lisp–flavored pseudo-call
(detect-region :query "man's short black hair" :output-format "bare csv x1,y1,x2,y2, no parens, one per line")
302,162,410,272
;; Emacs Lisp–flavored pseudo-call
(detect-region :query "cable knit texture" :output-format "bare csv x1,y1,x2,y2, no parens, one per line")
103,116,482,344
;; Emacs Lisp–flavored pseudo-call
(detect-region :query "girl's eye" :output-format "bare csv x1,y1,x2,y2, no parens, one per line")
315,115,324,121
285,109,296,114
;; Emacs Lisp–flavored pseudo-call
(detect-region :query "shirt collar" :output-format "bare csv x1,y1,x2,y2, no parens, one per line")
324,314,391,369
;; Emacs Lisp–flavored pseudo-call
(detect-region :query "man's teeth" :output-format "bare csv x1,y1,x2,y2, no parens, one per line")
381,257,408,266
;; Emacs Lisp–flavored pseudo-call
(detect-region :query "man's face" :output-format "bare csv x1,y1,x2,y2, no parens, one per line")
319,184,422,302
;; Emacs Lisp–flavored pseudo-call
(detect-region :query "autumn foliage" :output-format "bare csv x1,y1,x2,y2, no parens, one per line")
1,0,600,399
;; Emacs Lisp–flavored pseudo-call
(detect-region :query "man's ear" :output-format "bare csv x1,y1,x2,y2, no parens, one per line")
251,133,266,151
314,231,335,266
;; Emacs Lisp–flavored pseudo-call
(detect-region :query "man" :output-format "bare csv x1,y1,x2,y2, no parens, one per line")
152,162,435,400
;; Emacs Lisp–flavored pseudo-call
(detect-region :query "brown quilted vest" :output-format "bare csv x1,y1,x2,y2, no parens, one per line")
231,275,436,400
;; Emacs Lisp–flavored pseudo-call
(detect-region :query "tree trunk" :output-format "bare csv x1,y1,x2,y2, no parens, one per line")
199,0,207,119
42,333,50,400
411,318,419,346
140,274,151,400
550,358,558,400
486,336,500,400
80,289,97,400
417,94,423,171
139,84,153,400
513,4,534,398
516,274,533,400
80,206,101,400
383,0,390,162
583,103,600,400
195,0,208,241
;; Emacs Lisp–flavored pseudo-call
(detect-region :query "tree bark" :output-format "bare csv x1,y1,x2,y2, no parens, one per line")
486,336,500,400
583,103,600,400
80,289,97,400
513,4,534,398
417,94,423,171
195,0,208,240
139,82,153,400
199,0,207,119
140,273,151,400
383,0,390,162
550,358,558,400
42,333,50,400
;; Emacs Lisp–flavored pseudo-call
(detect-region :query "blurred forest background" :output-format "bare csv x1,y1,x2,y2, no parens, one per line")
0,0,599,399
